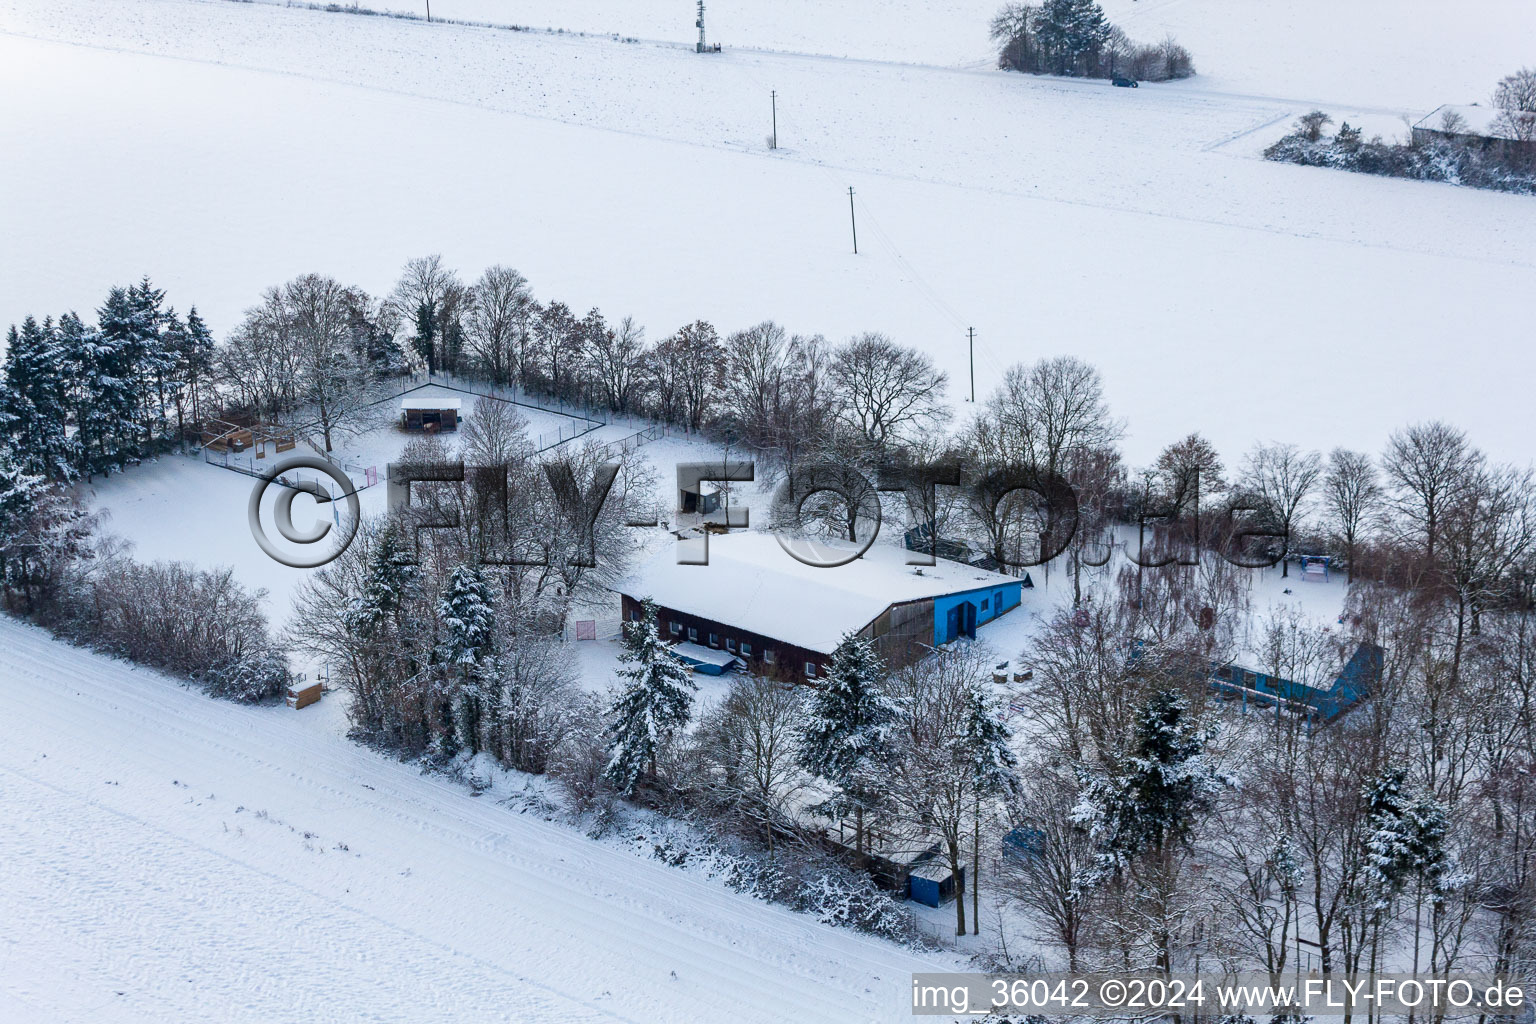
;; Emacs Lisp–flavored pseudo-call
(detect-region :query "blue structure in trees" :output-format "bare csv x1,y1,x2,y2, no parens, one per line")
1209,642,1383,724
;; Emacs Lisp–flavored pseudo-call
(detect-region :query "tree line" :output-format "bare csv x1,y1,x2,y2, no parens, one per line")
989,0,1194,83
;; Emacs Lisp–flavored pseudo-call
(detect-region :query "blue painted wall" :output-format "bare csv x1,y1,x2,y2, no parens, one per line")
908,864,965,907
1211,642,1383,723
932,582,1023,645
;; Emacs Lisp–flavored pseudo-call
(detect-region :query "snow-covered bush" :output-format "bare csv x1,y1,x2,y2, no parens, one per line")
52,550,293,701
1265,113,1536,195
195,648,292,703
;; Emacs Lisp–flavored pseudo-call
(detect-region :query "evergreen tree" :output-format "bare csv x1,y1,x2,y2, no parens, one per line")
963,683,1021,933
1073,687,1225,871
412,300,438,376
797,631,900,856
604,600,697,795
85,290,149,474
437,564,497,667
1036,0,1111,75
344,527,425,746
129,278,177,448
436,563,498,755
181,307,216,426
0,445,47,596
1362,767,1451,906
965,685,1022,802
346,527,422,639
1,316,78,482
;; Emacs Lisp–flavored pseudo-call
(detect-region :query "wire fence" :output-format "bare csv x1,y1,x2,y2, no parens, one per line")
201,374,670,491
590,422,666,462
201,445,380,499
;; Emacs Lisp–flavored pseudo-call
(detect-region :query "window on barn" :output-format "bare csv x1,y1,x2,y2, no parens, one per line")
669,621,681,635
981,597,990,611
804,661,817,678
764,649,775,664
708,632,718,647
741,642,753,657
630,609,641,622
688,627,698,642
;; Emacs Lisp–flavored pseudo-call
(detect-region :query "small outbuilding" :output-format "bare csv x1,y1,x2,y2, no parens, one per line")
401,396,461,432
1412,104,1536,155
907,857,964,908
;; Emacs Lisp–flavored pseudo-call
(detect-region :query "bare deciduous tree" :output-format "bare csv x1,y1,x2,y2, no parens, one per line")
388,254,466,375
1494,67,1536,143
1240,441,1322,577
828,332,949,455
463,265,534,387
1382,420,1480,562
980,356,1122,482
1324,447,1381,583
582,314,646,416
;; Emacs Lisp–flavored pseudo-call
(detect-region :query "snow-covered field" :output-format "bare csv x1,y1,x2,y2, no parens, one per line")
0,615,960,1022
243,0,1534,110
3,0,1535,467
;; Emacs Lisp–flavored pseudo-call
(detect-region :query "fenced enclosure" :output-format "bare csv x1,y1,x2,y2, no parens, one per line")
202,445,380,500
376,373,607,453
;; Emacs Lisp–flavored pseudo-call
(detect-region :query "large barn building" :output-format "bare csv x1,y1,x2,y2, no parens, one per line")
616,531,1025,679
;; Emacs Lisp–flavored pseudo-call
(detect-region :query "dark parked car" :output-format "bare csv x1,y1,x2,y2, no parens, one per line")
1112,76,1139,88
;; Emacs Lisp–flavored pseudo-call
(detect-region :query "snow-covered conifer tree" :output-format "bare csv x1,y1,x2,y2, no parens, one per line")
0,446,47,595
1362,767,1452,905
180,307,216,427
1073,686,1224,871
346,527,422,640
1,316,78,482
604,599,696,796
964,683,1020,933
343,527,424,745
80,291,146,475
797,631,899,856
436,563,498,754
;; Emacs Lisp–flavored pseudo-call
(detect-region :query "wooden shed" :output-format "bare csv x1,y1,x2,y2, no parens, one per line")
401,396,461,432
286,679,323,710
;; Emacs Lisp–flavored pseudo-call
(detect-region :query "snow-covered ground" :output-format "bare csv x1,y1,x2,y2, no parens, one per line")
241,0,1534,110
3,1,1535,468
0,615,962,1022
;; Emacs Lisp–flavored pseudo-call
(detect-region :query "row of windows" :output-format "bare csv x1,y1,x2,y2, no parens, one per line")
649,612,819,677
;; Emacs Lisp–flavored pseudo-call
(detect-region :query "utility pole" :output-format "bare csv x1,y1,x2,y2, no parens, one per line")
771,91,778,149
696,0,707,52
968,327,975,402
425,0,431,22
848,187,858,254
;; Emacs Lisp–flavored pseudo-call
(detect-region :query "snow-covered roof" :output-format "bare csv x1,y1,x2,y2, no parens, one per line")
669,641,740,669
617,531,1022,655
1414,104,1529,142
909,858,956,882
401,397,463,411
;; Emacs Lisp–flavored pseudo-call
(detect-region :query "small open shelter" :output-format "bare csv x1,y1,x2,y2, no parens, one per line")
200,419,253,452
401,396,461,433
